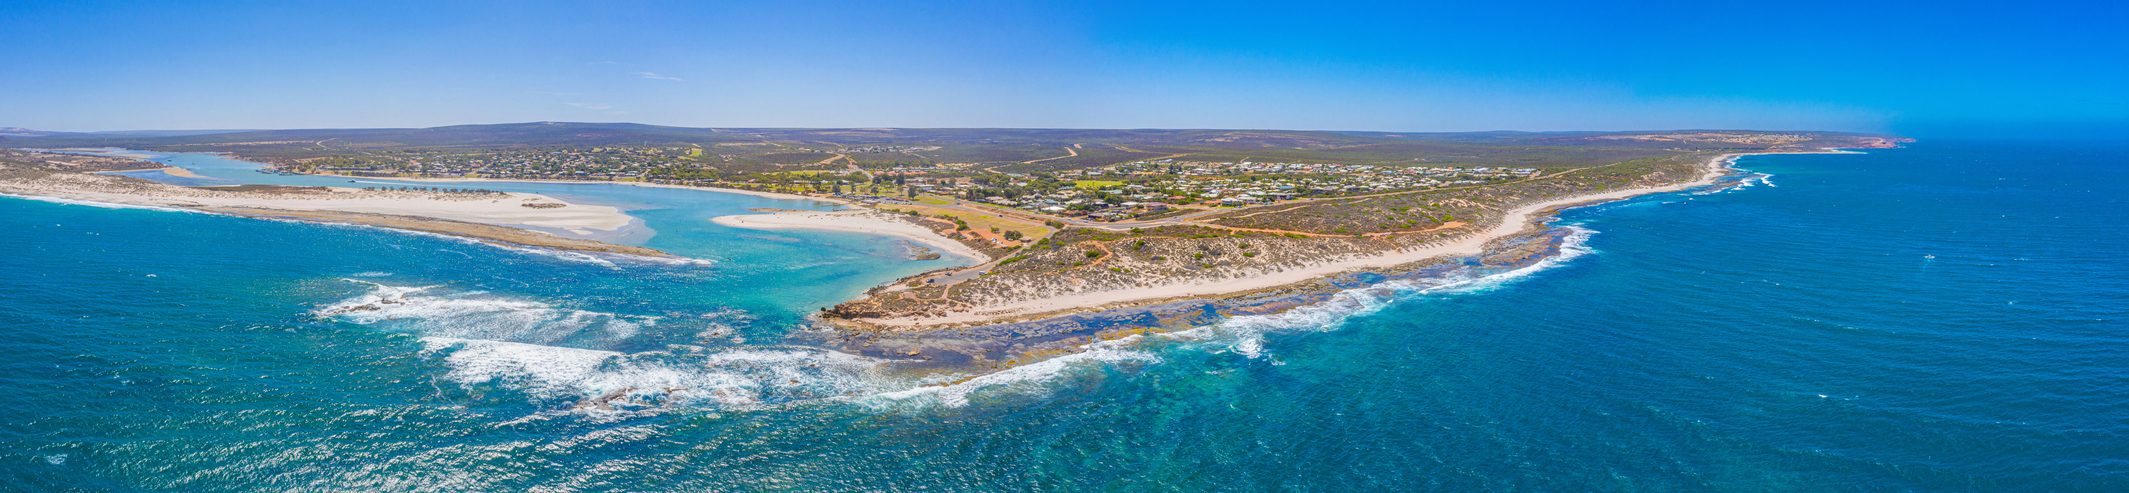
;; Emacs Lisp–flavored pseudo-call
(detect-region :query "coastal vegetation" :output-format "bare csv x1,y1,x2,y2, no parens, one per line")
0,125,1907,332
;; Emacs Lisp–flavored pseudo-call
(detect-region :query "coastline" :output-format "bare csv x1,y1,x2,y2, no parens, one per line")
844,152,1775,329
302,173,855,206
711,209,988,262
0,167,673,258
0,191,678,258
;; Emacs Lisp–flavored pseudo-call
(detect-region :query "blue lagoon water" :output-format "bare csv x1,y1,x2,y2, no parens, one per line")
1,140,2123,490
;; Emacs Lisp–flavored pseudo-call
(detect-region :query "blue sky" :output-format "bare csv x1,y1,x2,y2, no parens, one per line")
2,0,2121,135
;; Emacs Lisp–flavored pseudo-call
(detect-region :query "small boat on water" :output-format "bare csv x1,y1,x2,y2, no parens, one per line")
1925,254,1936,259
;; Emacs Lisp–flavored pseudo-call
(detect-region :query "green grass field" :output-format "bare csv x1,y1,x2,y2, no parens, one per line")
1074,180,1125,189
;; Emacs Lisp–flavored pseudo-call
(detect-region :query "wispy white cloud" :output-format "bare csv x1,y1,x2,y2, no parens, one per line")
565,102,613,110
634,72,682,81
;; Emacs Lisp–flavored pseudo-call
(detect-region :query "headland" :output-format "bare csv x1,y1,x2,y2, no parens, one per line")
0,126,1907,356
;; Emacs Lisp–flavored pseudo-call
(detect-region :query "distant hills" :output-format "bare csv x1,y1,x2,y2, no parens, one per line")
0,127,259,138
0,122,1905,172
0,122,1897,148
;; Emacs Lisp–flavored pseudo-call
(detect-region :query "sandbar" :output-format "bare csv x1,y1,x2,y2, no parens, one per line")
711,209,987,262
0,169,664,256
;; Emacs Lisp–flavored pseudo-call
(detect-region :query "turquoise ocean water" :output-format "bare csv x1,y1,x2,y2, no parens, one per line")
0,140,2122,490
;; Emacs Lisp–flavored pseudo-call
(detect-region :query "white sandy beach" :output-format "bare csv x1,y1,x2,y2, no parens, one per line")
175,190,635,235
711,209,987,262
855,153,1760,328
0,173,634,236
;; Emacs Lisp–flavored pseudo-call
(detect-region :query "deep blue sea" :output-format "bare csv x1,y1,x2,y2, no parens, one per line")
1,140,2123,491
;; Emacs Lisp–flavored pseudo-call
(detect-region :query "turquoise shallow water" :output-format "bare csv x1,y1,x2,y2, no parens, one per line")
1,140,2123,490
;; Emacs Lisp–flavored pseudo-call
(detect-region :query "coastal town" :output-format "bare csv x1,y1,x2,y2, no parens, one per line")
2,126,1906,329
274,145,1549,223
911,159,1541,219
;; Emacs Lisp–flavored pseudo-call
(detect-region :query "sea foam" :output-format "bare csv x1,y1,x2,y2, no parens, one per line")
1163,226,1598,359
325,280,907,411
317,279,654,345
336,227,1602,413
870,336,1162,408
421,338,901,410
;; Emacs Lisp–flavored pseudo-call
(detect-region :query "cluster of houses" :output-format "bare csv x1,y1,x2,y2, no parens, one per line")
875,160,1546,221
1591,132,1812,145
305,148,679,180
1095,159,1539,183
839,145,939,153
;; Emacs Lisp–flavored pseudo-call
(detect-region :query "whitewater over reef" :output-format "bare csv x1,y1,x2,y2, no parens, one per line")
2,140,2125,490
302,225,1601,412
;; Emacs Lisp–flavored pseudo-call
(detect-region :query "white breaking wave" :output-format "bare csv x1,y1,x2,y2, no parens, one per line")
339,227,1602,413
1691,158,1773,195
421,338,900,410
327,280,912,412
1427,226,1597,295
870,335,1161,408
867,227,1602,409
317,279,655,345
1162,226,1598,359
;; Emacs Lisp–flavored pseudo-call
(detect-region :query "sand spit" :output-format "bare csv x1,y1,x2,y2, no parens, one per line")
204,207,671,257
0,167,670,257
712,209,987,262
